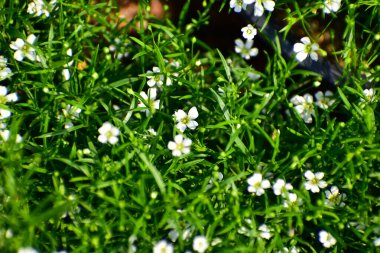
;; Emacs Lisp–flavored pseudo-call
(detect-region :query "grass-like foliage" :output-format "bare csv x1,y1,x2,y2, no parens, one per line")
0,0,379,252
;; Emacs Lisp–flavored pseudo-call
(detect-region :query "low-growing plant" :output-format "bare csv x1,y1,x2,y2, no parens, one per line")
0,0,379,252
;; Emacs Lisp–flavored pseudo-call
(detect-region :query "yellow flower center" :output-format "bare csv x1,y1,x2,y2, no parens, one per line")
181,115,190,125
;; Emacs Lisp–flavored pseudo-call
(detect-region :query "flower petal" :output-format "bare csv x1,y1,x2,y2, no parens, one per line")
300,37,311,45
296,51,308,62
188,106,199,119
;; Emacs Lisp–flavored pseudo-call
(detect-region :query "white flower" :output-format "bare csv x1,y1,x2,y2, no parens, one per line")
362,88,376,103
27,0,56,17
52,251,67,253
374,237,380,247
18,247,38,253
0,129,23,143
315,90,335,109
0,56,12,80
10,34,37,62
153,240,173,253
0,86,17,119
247,172,271,196
290,93,315,124
304,170,327,193
324,0,341,14
62,69,70,80
192,235,209,253
230,0,247,13
168,134,192,157
174,106,199,132
235,39,258,60
319,230,337,248
283,193,302,208
98,122,120,145
258,224,272,240
252,0,275,17
241,24,257,40
325,186,346,207
293,37,319,62
0,108,11,119
148,128,157,136
272,179,293,196
62,105,81,119
0,86,18,104
138,88,160,116
146,66,170,87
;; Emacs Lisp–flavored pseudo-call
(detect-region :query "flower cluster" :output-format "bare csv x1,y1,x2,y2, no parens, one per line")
290,90,335,123
230,0,275,17
27,0,57,18
0,56,12,81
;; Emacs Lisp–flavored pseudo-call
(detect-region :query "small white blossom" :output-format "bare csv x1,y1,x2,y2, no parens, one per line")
241,24,257,40
235,39,258,60
293,37,319,62
252,0,276,17
192,235,209,253
148,128,157,136
290,93,315,124
0,108,11,119
315,90,335,109
62,69,70,81
324,0,341,14
362,88,376,103
374,237,380,247
0,130,22,143
153,240,173,253
319,230,337,248
230,0,247,13
62,105,81,119
283,193,302,208
272,179,293,196
304,170,327,193
27,0,56,17
98,122,120,145
0,86,18,104
168,134,192,157
258,224,272,240
18,247,38,253
325,186,346,207
174,106,199,132
0,56,12,80
138,88,160,116
0,86,18,119
247,172,271,196
146,66,171,87
10,34,37,62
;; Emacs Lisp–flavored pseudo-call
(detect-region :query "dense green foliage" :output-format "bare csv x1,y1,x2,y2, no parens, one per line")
0,0,379,252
